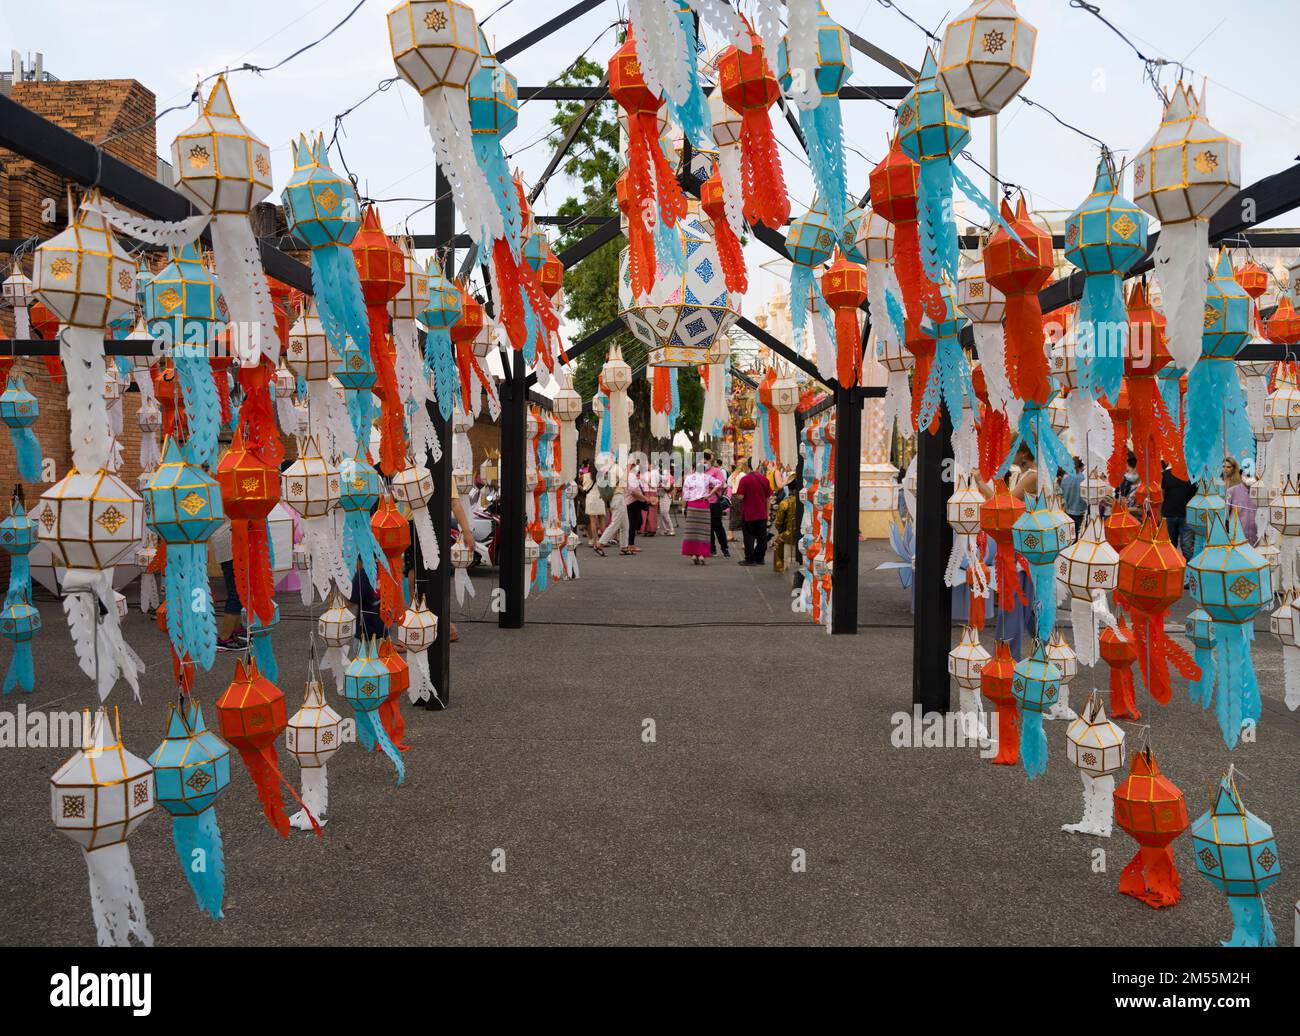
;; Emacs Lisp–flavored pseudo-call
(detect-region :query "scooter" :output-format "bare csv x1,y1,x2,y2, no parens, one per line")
451,482,500,568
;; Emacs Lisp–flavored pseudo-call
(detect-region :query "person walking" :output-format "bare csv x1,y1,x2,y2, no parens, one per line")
624,458,647,552
594,458,632,556
642,462,659,536
207,516,247,651
735,457,773,566
772,485,797,573
1161,460,1196,557
681,460,724,566
580,461,607,548
703,450,730,558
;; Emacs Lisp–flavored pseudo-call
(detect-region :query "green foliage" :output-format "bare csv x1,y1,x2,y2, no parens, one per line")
547,56,703,449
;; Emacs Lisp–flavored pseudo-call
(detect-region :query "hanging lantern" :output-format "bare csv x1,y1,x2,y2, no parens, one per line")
169,77,277,365
1100,615,1142,720
1123,279,1185,505
388,1,501,247
700,164,747,294
984,194,1054,404
317,588,357,693
421,261,462,421
32,190,134,475
38,469,145,699
937,0,1036,116
948,625,991,742
286,672,343,830
377,639,411,753
0,497,40,694
395,596,439,704
342,638,405,785
1062,693,1125,838
1186,248,1254,484
821,252,867,389
51,708,154,945
281,435,347,601
944,474,987,600
1191,770,1281,946
716,27,788,230
777,6,851,230
215,428,279,631
1065,153,1149,402
617,214,738,368
370,493,411,627
351,205,408,475
392,456,439,573
1116,513,1198,707
979,640,1019,765
979,478,1027,614
1134,84,1240,373
1011,491,1065,642
1268,590,1300,711
1011,641,1059,778
148,700,230,919
1113,743,1189,908
450,285,496,418
1187,512,1270,748
145,438,223,673
1043,628,1078,721
1056,513,1119,666
552,370,583,485
215,657,319,836
0,373,43,483
1105,497,1140,553
957,257,1014,416
783,201,838,372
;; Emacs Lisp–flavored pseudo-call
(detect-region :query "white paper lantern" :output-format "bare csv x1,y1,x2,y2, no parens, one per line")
938,0,1037,117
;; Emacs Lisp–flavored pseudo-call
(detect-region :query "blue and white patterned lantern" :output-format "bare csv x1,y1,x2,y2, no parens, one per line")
0,375,43,482
338,453,386,587
421,262,462,420
1192,770,1280,946
343,638,404,785
149,700,231,919
0,498,39,694
1012,641,1059,779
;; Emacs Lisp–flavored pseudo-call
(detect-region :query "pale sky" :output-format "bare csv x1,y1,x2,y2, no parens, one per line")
5,0,1298,330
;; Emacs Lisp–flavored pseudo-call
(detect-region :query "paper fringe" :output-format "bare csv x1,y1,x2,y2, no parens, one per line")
1152,220,1211,373
85,841,152,947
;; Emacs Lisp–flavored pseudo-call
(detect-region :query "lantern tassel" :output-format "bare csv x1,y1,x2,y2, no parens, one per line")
971,321,1015,414
1151,220,1210,372
60,326,113,472
1223,895,1277,948
798,101,847,232
669,5,712,146
210,213,279,365
2,638,34,694
1002,293,1051,405
62,570,142,701
716,143,746,240
454,566,475,606
739,107,789,230
991,701,1019,766
1284,643,1300,711
421,89,503,250
1185,358,1254,482
175,344,222,467
1079,271,1128,403
236,742,321,837
425,327,459,422
170,808,225,920
312,244,371,360
1030,561,1056,642
412,504,439,572
1019,708,1047,779
833,304,860,389
291,765,328,830
84,842,153,947
250,626,278,685
917,160,958,288
342,510,386,587
165,542,217,671
1191,638,1217,709
711,195,748,294
6,423,42,482
1213,621,1258,750
355,709,405,786
1063,772,1115,838
1119,845,1182,908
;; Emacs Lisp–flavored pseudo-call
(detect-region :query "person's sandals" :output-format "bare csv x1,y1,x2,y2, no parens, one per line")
593,543,607,556
620,547,635,555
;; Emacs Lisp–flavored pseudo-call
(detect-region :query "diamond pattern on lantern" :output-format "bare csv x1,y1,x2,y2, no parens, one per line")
361,680,378,698
1112,214,1137,239
1198,846,1218,870
62,795,85,819
185,769,213,792
1081,751,1097,767
1257,846,1277,870
132,781,149,806
96,507,127,534
1228,575,1255,600
38,505,56,532
315,187,340,213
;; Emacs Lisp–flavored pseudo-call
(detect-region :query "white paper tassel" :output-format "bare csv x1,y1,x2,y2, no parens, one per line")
717,143,746,239
321,645,350,695
85,841,152,947
628,0,689,106
752,0,784,77
60,327,112,473
301,519,351,600
412,503,440,572
783,0,822,108
211,213,278,366
956,687,988,743
138,571,159,615
407,650,434,705
1283,643,1300,711
422,90,503,249
454,567,475,606
778,409,797,469
1066,389,1114,471
687,0,750,51
83,195,210,247
1062,772,1115,838
971,321,1015,414
810,302,835,380
291,766,328,830
12,303,30,339
1151,221,1211,373
62,570,141,701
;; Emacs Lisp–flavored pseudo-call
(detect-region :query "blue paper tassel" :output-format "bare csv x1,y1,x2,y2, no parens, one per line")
473,134,522,254
598,389,612,456
668,368,680,432
251,627,277,684
654,203,685,279
342,510,386,586
918,160,958,287
171,809,225,919
1191,644,1216,708
1080,271,1128,403
164,542,216,671
424,327,459,421
951,160,1025,246
9,426,42,483
314,244,371,359
799,101,847,232
1002,399,1073,479
1212,621,1259,750
175,344,221,468
346,389,374,447
1224,896,1277,947
2,641,33,694
355,709,404,786
1031,562,1056,642
668,7,712,148
1020,710,1048,779
1185,360,1254,482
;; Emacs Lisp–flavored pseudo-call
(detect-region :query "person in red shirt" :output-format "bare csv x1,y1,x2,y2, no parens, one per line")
734,457,772,566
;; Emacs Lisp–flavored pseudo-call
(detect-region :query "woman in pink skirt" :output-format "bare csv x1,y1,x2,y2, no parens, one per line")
680,461,724,566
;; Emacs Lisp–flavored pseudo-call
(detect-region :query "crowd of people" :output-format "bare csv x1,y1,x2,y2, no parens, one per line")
578,452,796,570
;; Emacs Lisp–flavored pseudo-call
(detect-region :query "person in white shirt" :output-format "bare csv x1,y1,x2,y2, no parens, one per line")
658,464,676,535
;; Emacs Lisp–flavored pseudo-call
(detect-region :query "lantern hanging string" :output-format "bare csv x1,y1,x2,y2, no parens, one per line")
1068,0,1193,103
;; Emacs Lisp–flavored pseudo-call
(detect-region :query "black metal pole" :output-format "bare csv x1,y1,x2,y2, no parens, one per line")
417,169,455,710
497,349,527,629
830,385,862,634
792,409,805,586
912,405,954,713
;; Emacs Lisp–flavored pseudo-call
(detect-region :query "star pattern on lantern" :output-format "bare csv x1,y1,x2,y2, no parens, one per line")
321,730,335,745
255,153,271,176
62,795,85,819
290,482,304,497
240,476,260,494
1193,149,1218,174
316,186,340,213
361,680,378,697
897,105,915,127
982,29,1007,54
187,145,210,168
1134,163,1146,186
117,269,133,291
424,7,447,30
96,506,128,534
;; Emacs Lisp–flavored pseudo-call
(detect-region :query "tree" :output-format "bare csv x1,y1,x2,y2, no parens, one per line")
547,55,704,452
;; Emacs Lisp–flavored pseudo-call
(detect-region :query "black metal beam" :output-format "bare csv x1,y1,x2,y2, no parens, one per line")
0,93,311,295
830,383,862,635
528,75,609,206
912,405,954,714
518,84,912,101
555,217,623,268
496,0,611,63
497,348,528,629
734,315,828,388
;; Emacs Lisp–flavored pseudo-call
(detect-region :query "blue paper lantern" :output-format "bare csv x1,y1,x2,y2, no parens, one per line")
1064,154,1148,402
1188,513,1271,747
0,376,43,482
1012,641,1059,779
338,454,385,587
1012,491,1067,641
149,700,231,919
0,497,40,695
343,638,404,785
1191,771,1280,946
916,277,972,432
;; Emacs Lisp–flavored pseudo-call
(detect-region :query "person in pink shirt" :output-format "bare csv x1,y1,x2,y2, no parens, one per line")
734,457,772,566
702,450,730,558
680,460,724,565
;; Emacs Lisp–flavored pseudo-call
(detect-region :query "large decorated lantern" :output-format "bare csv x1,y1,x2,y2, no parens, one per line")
38,469,145,699
0,375,43,482
388,0,502,248
169,77,277,364
1133,84,1240,373
1062,693,1125,838
980,640,1019,766
215,428,280,630
1113,744,1189,908
618,214,738,368
1188,513,1271,748
947,625,990,741
984,194,1054,404
421,262,462,421
937,0,1037,116
148,700,231,919
1191,770,1282,947
821,252,869,389
0,498,40,694
32,190,134,475
51,709,155,946
1011,491,1066,641
281,435,347,600
145,438,224,672
1064,154,1149,402
352,205,408,476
